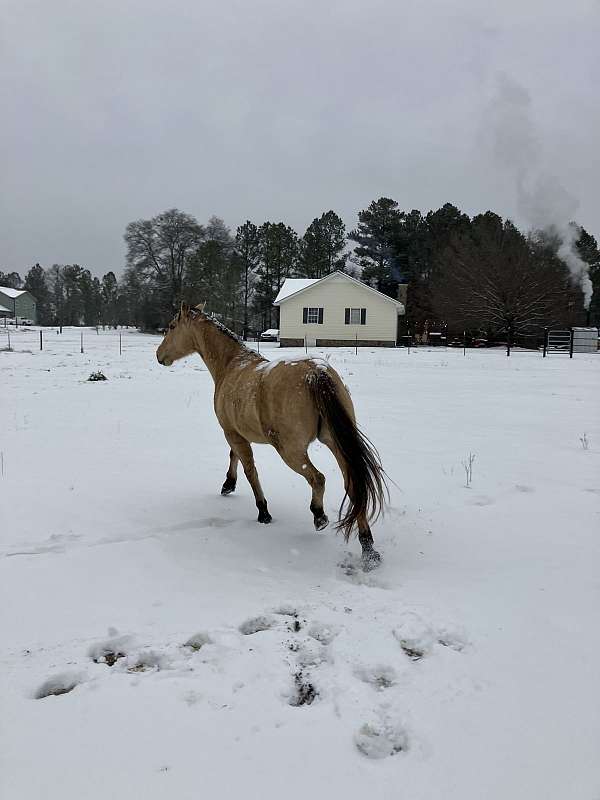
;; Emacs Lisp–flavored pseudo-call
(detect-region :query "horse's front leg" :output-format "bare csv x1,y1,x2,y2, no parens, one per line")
221,448,238,495
225,432,272,524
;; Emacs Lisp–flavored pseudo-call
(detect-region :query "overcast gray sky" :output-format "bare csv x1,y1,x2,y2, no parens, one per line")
1,0,598,276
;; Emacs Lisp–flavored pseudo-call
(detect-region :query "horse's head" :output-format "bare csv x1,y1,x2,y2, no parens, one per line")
156,302,205,366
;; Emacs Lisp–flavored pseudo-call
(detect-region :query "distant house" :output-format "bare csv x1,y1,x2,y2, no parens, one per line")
274,271,405,347
0,287,37,322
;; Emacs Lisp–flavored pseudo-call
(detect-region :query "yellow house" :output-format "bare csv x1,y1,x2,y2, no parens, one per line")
274,271,405,347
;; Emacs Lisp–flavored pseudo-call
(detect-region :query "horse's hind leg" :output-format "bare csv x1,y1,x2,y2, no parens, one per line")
320,432,381,570
221,449,238,495
226,432,272,523
276,446,328,531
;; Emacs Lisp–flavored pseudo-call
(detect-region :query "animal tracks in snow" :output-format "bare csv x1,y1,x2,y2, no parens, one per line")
29,607,469,761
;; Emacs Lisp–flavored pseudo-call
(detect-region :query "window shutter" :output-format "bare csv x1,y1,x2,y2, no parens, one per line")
360,308,367,325
318,308,324,324
303,307,308,324
344,308,350,325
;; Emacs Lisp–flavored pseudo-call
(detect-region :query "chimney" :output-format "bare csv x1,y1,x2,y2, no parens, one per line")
397,283,408,308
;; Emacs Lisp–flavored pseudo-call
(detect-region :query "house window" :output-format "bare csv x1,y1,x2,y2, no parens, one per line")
303,307,323,324
345,307,367,325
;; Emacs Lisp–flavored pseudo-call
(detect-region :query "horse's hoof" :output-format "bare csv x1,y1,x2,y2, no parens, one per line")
257,511,272,524
221,478,236,495
314,514,329,532
361,549,382,572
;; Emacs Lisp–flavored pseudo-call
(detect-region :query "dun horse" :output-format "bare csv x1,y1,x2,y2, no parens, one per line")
156,304,388,569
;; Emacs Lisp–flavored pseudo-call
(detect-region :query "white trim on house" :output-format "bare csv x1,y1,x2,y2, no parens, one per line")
274,271,405,312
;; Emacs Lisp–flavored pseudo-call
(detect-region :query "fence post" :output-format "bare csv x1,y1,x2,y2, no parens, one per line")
463,330,466,357
80,331,84,354
40,330,43,351
304,335,307,354
507,326,511,357
569,328,574,359
543,327,548,357
7,330,11,351
119,333,122,355
355,332,358,355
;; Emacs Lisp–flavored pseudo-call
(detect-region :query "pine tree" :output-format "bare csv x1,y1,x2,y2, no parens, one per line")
79,269,102,326
24,264,52,324
349,198,403,295
255,222,298,329
101,272,119,327
235,221,260,338
299,210,347,278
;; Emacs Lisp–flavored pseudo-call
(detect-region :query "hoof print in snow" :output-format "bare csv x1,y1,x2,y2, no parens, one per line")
96,650,125,667
287,616,302,633
35,672,83,699
273,604,298,617
127,650,166,673
238,615,276,635
308,621,339,645
87,371,107,381
356,665,398,690
338,554,360,577
355,722,408,759
289,671,318,706
437,633,466,652
399,641,425,661
88,634,132,666
184,632,212,651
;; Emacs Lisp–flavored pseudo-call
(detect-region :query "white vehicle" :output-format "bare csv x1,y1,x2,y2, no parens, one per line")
260,328,279,341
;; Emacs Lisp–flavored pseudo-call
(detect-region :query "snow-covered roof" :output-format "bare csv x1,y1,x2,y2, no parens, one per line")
274,271,405,313
0,286,27,299
274,279,319,303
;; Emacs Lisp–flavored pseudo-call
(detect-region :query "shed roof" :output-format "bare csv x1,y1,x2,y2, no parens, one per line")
0,304,12,314
0,286,28,299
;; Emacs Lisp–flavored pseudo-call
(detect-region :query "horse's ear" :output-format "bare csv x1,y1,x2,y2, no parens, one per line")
195,302,206,312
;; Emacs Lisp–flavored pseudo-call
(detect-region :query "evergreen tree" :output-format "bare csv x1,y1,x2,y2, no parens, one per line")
184,217,240,330
575,226,600,326
24,264,52,324
47,265,65,325
254,222,299,329
79,269,102,325
61,265,84,325
235,221,260,338
101,271,119,327
0,271,22,289
349,198,403,295
299,210,346,278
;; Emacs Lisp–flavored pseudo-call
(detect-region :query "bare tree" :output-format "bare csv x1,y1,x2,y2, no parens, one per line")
432,214,584,336
124,209,204,313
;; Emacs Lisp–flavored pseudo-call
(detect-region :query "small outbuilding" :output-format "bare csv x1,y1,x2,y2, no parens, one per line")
0,287,37,323
274,271,405,347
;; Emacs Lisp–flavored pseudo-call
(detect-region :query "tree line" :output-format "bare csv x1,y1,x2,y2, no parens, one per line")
2,199,599,338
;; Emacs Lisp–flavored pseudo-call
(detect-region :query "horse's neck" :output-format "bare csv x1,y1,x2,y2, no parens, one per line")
192,320,250,382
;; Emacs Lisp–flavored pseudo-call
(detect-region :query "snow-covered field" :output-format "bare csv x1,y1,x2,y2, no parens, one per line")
1,326,599,800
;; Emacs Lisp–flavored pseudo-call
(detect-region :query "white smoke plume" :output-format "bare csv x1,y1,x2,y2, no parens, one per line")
487,74,592,307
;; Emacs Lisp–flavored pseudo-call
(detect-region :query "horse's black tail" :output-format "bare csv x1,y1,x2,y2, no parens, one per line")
308,369,388,541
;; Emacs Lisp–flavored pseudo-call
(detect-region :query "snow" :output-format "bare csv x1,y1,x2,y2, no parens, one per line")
274,278,319,303
1,325,599,800
0,286,27,299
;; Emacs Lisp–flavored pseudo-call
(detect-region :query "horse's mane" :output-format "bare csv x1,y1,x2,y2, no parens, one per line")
188,308,261,358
